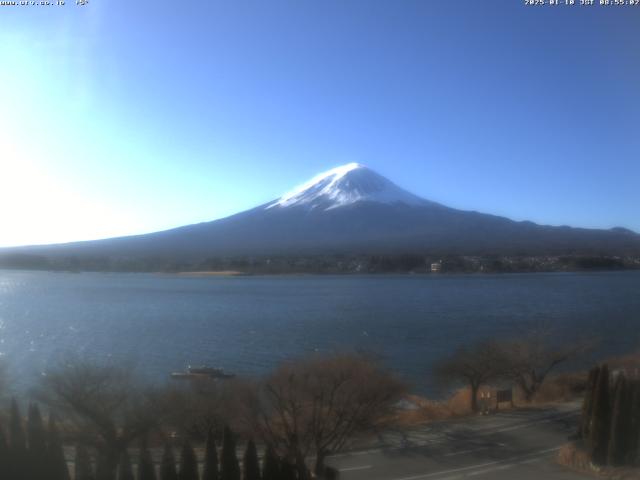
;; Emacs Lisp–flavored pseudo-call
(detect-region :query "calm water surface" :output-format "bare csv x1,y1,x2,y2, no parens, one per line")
0,270,639,394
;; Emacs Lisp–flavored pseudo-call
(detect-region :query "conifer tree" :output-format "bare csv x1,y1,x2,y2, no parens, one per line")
160,443,179,480
220,426,240,480
580,366,599,439
279,459,296,480
202,430,219,480
117,450,135,480
26,403,47,480
10,399,28,480
75,444,95,480
10,398,26,451
243,439,261,480
47,413,71,480
261,446,279,480
96,451,114,480
607,374,627,466
138,441,157,480
622,378,636,463
588,364,611,465
178,439,199,480
28,403,47,458
0,425,9,480
626,380,640,466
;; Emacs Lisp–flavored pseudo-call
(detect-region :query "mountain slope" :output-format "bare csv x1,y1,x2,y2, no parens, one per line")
2,164,640,264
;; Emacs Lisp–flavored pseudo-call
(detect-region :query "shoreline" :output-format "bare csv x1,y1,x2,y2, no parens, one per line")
172,270,248,277
1,267,640,277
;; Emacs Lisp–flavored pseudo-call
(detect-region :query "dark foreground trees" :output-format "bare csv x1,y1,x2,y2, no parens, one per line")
48,413,71,480
202,430,219,480
580,364,640,467
261,445,280,480
242,439,260,480
160,442,179,480
178,439,199,480
580,366,600,439
0,400,70,480
117,450,135,480
75,444,94,480
138,441,157,480
221,425,240,480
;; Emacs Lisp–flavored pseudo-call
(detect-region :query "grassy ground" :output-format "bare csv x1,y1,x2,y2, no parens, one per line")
557,443,640,480
395,371,589,427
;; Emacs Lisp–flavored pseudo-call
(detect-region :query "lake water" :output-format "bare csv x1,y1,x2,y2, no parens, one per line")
0,269,639,395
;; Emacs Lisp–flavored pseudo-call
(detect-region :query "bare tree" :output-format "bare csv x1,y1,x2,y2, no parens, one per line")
158,377,258,440
496,328,589,402
251,353,405,478
37,360,165,480
434,340,502,413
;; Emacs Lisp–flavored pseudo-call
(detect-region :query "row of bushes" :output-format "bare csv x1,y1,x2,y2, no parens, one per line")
0,401,68,480
0,401,328,480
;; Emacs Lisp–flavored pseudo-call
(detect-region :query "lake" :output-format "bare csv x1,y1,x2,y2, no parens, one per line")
0,269,639,395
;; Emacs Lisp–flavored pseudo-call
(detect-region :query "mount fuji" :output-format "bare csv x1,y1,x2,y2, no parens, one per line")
2,163,640,267
265,162,430,211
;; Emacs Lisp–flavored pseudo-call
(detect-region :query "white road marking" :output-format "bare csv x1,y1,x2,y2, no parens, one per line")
490,419,552,433
442,446,494,457
331,448,382,458
518,458,541,465
467,464,512,476
339,465,372,472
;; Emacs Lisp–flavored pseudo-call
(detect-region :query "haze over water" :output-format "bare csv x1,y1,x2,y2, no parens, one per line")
0,269,638,395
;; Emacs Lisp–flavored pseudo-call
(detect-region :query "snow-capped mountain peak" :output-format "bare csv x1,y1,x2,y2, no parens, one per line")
266,163,429,211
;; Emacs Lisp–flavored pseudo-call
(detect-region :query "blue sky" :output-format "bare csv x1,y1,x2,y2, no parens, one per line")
1,0,638,246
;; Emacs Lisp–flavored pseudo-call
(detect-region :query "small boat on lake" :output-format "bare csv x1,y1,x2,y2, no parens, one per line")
170,365,235,380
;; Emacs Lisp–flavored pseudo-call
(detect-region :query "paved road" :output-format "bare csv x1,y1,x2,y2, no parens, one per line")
326,403,589,480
